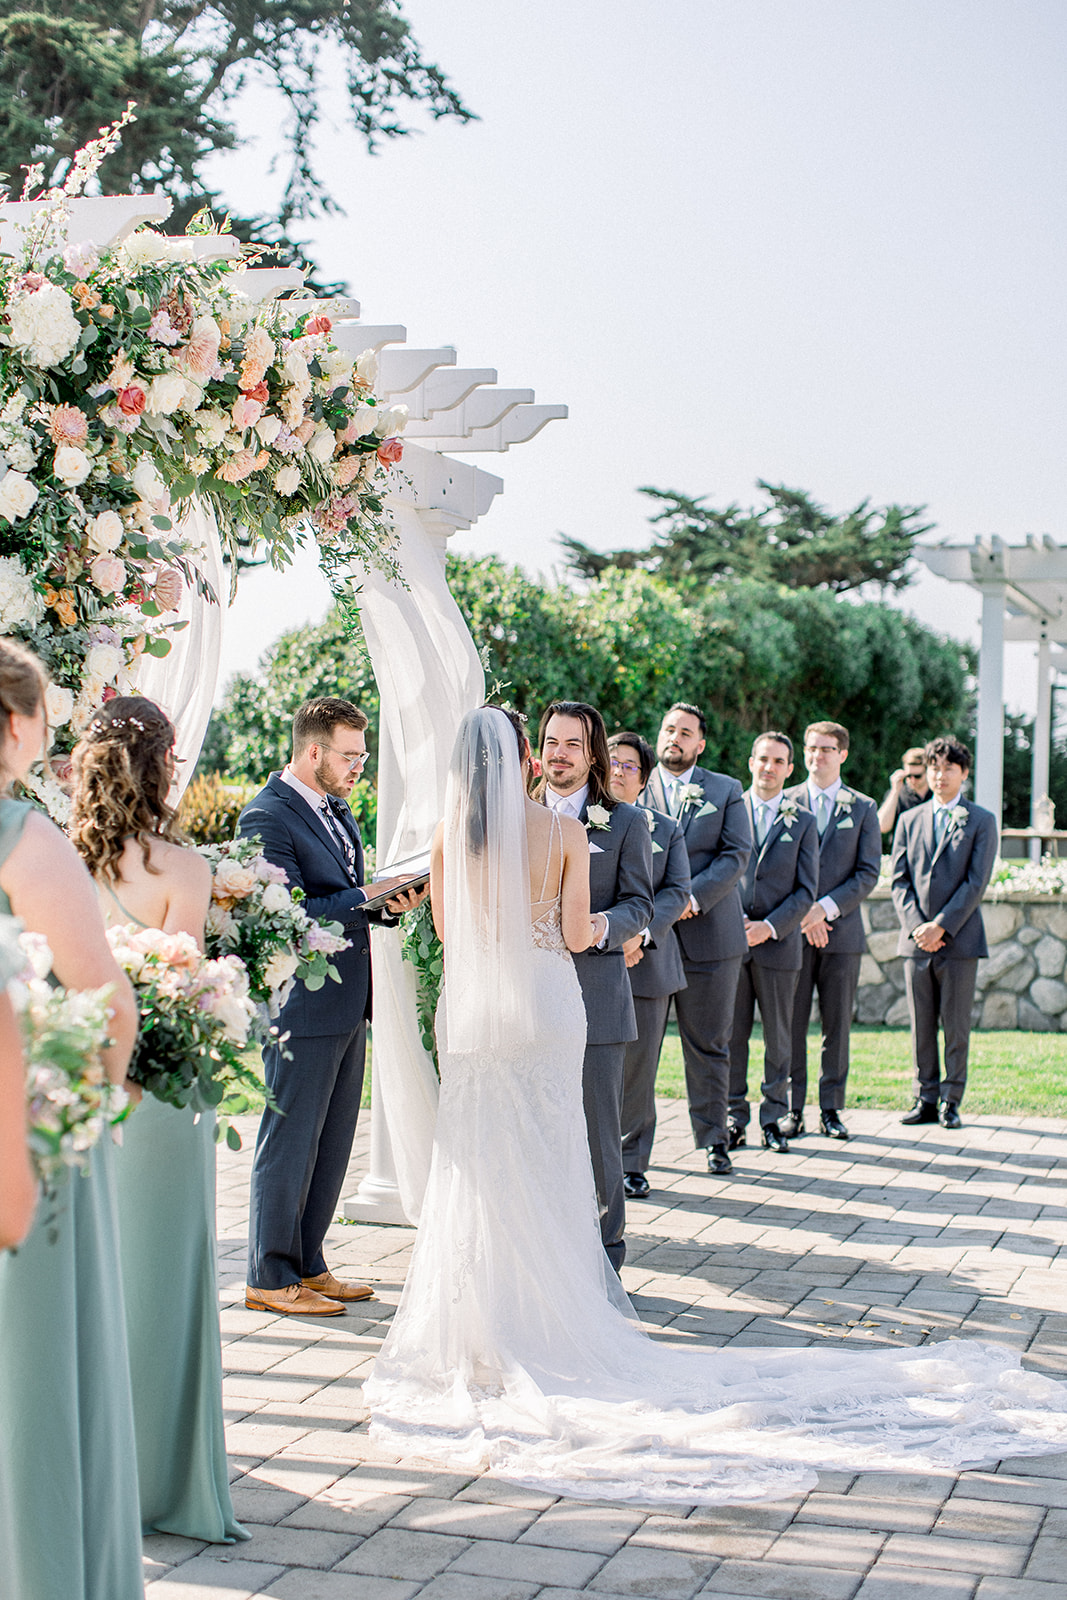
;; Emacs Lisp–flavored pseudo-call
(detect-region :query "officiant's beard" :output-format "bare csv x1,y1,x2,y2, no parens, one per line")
314,758,356,801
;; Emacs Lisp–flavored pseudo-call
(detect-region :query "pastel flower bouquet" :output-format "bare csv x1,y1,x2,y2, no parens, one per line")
0,111,405,813
11,930,127,1196
106,922,264,1145
199,833,350,1020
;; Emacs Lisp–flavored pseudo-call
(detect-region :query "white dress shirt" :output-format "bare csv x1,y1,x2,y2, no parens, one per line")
806,776,842,922
281,766,365,900
546,783,608,946
747,788,786,937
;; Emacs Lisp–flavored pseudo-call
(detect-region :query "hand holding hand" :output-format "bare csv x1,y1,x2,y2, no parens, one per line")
590,911,609,946
745,919,773,947
913,921,946,953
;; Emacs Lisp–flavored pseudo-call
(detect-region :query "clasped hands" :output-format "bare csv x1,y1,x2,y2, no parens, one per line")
912,920,946,953
744,916,774,947
801,904,831,948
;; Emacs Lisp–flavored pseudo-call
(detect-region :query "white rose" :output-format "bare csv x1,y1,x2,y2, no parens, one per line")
263,948,300,990
348,403,379,438
85,643,122,683
308,427,335,464
6,283,82,368
0,470,39,522
275,463,301,496
205,904,238,943
355,349,378,386
193,409,229,447
0,555,43,628
131,458,166,504
87,509,125,553
323,348,353,379
373,402,408,438
44,684,74,727
282,348,310,387
255,413,282,446
121,231,173,268
211,994,252,1045
53,445,91,486
145,371,188,416
261,882,292,915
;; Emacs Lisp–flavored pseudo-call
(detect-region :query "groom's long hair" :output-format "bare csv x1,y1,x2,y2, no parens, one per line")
535,700,616,810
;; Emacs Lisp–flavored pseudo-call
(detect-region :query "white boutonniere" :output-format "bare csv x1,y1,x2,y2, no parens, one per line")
949,804,968,830
586,804,611,832
835,788,855,812
678,782,704,811
778,797,799,825
643,807,656,832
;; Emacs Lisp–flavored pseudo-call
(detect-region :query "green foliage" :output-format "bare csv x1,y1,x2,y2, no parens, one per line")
561,482,931,595
1001,712,1067,829
0,0,472,250
399,897,442,1072
177,774,257,846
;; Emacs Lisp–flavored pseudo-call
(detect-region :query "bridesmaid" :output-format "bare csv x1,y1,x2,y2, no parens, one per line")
0,638,142,1600
69,695,248,1545
0,914,36,1251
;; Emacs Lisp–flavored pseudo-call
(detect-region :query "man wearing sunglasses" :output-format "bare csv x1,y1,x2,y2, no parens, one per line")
239,697,421,1316
878,746,932,836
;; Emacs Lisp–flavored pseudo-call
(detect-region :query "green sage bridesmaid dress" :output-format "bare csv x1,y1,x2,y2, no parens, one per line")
0,797,145,1600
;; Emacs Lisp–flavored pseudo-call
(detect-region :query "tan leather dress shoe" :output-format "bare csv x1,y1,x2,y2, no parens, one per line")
245,1282,345,1316
301,1270,375,1302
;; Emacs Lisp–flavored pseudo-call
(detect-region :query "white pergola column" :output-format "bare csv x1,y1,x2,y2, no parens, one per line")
976,583,1006,821
1031,631,1053,858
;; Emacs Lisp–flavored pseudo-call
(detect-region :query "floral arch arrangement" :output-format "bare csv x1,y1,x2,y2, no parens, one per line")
0,112,406,812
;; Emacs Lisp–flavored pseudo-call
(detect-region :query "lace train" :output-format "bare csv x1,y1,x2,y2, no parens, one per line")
365,942,1067,1504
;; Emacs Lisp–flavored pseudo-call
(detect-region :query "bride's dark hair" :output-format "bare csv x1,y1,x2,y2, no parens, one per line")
69,695,184,879
465,705,527,853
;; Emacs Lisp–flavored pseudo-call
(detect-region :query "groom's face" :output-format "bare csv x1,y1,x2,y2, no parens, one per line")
542,712,592,795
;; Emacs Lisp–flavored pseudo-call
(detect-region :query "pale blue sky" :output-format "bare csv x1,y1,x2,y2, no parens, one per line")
210,1,1067,719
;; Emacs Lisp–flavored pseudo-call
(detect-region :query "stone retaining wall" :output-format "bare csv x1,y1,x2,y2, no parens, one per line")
858,890,1067,1030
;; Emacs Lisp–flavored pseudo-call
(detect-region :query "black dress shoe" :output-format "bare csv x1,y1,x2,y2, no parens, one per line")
939,1102,962,1129
727,1120,747,1150
762,1122,790,1153
780,1111,805,1139
623,1171,650,1199
901,1098,939,1125
707,1145,733,1175
820,1109,849,1140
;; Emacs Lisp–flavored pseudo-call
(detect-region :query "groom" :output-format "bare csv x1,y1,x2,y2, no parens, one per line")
538,700,654,1273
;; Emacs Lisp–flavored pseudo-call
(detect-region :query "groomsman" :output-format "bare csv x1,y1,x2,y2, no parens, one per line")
539,701,654,1272
783,722,881,1141
608,732,691,1199
641,703,751,1176
728,732,818,1152
892,736,997,1129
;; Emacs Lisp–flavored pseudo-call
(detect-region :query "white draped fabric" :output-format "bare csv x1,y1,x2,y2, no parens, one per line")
132,502,226,803
348,502,485,1220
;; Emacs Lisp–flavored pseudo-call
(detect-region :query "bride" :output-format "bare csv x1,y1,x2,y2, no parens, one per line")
365,706,1067,1504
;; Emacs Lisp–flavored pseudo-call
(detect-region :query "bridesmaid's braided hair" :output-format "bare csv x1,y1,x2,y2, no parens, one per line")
69,695,185,879
0,638,47,787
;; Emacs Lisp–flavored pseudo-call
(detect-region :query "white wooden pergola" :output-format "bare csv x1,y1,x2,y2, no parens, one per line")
916,535,1067,830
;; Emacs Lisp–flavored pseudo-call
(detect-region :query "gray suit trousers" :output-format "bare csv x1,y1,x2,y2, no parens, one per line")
621,993,671,1173
582,1041,627,1275
729,961,800,1128
904,953,979,1106
248,1023,367,1289
789,945,861,1113
675,957,743,1150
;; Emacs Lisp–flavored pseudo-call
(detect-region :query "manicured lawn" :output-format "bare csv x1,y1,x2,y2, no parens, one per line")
230,1024,1066,1120
657,1021,1067,1118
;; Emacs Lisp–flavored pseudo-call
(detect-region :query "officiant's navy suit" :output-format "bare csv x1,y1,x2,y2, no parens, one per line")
571,798,653,1273
640,767,751,1154
784,782,881,1119
240,773,374,1290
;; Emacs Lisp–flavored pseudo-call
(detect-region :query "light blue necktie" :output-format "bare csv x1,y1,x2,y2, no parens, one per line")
816,791,831,835
934,806,950,848
668,780,683,818
756,803,770,845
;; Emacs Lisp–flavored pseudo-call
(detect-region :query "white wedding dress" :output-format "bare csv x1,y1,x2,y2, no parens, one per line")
365,717,1067,1505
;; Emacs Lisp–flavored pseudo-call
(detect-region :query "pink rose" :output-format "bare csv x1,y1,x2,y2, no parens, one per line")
231,395,263,430
376,436,404,466
116,385,147,417
333,455,364,487
305,314,332,336
216,449,257,483
48,405,89,446
242,380,269,404
89,554,126,595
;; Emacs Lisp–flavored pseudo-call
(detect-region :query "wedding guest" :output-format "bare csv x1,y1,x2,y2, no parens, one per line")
878,746,931,835
239,697,421,1315
538,701,653,1272
0,919,35,1251
640,703,751,1176
727,732,818,1153
892,737,997,1129
69,695,247,1544
609,732,690,1199
0,638,142,1600
783,722,881,1141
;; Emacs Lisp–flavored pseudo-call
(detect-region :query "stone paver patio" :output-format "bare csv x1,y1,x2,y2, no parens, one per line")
144,1099,1067,1600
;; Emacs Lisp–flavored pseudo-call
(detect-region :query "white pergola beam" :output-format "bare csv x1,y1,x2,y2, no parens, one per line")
420,403,569,453
378,346,457,396
1032,632,1053,855
0,193,173,253
976,584,1006,819
236,267,306,301
403,387,533,439
422,368,497,415
332,324,407,355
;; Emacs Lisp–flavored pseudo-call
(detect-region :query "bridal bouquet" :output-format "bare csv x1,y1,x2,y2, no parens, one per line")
106,923,263,1145
199,834,350,1020
0,110,405,809
12,931,127,1196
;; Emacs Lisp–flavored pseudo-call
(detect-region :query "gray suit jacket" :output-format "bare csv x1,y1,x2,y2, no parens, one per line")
891,798,998,959
571,797,655,1046
640,767,751,964
740,792,819,971
783,783,881,955
629,806,690,1001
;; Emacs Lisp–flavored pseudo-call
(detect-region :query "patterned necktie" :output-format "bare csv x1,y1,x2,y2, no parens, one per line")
816,791,831,835
756,803,770,845
322,799,356,877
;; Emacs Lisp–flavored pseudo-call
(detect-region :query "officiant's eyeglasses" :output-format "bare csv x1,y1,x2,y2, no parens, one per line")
322,744,369,771
609,758,641,774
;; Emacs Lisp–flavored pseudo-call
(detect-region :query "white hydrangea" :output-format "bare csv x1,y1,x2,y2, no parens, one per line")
0,555,43,629
145,371,189,416
5,283,82,369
